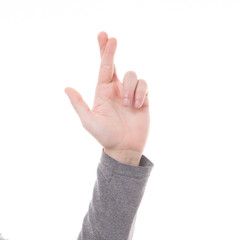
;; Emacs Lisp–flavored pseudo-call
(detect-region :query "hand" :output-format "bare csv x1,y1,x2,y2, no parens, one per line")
64,31,150,166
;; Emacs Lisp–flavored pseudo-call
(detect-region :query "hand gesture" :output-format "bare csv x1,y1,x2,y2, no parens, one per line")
65,32,150,166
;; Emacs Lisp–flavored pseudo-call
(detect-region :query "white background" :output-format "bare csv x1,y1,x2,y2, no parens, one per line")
0,0,240,240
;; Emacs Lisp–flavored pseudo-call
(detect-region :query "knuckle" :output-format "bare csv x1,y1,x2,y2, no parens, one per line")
123,91,133,99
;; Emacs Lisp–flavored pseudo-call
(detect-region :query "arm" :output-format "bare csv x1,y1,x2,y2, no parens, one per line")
78,148,154,240
65,31,151,240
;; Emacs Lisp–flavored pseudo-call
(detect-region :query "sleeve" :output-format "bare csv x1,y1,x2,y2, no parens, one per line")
77,148,154,240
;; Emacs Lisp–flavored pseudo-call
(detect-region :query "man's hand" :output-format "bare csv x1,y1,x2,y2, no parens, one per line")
64,31,150,166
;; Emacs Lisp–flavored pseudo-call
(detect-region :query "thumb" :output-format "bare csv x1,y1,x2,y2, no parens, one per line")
64,87,91,128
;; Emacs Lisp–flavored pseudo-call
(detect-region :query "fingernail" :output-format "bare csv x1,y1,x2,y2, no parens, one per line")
135,100,141,108
123,98,130,106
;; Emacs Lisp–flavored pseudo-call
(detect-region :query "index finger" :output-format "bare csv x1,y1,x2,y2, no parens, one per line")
97,31,108,58
97,37,117,85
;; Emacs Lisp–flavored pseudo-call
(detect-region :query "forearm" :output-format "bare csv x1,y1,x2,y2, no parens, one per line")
78,148,154,240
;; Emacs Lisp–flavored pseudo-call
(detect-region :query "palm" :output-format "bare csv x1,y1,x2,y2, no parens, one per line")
91,76,149,153
65,32,150,154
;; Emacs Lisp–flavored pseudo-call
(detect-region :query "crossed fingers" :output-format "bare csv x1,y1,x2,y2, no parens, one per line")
97,33,117,85
97,32,148,108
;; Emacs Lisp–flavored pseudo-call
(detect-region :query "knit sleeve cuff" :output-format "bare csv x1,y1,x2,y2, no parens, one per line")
99,148,154,180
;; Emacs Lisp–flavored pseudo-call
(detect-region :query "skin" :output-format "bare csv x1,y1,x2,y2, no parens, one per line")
64,31,150,166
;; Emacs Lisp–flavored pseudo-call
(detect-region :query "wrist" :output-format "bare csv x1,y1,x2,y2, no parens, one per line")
103,148,142,166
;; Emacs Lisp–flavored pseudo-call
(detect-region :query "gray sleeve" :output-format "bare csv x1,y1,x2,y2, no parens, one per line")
77,148,154,240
